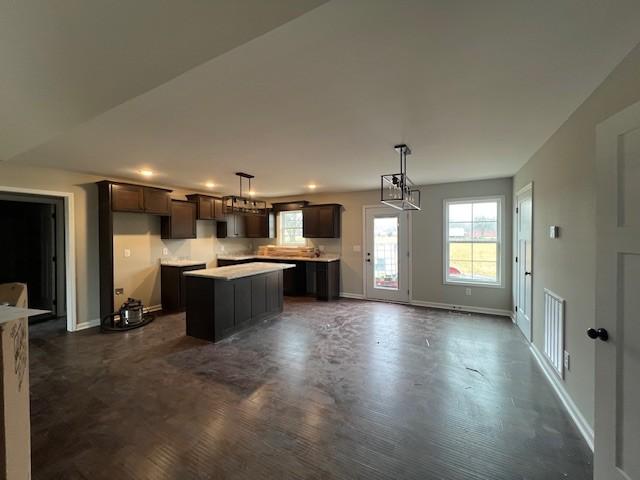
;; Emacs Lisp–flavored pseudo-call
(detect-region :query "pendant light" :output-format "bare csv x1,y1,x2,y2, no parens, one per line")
380,144,421,211
222,172,267,216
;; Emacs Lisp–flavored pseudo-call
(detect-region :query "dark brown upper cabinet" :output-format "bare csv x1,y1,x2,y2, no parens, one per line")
185,194,225,221
245,210,275,238
216,214,245,238
111,183,144,212
144,188,171,215
161,200,197,239
109,182,171,215
302,204,342,238
215,211,274,239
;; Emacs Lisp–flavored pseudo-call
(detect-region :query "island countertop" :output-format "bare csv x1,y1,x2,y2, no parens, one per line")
217,254,340,263
183,262,295,281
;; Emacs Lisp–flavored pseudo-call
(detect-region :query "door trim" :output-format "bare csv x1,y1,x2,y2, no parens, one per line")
514,182,533,341
362,204,412,304
0,186,78,332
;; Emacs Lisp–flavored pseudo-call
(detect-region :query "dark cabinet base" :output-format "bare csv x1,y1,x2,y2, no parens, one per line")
185,270,283,343
161,264,207,313
217,258,339,299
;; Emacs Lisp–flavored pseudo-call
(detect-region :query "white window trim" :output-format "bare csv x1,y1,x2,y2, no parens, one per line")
278,210,306,246
443,195,505,288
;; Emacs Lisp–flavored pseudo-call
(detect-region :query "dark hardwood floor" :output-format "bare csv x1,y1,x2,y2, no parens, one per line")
29,298,592,479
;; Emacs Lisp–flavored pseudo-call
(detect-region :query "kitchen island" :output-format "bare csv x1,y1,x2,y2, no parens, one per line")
183,262,295,342
217,254,340,300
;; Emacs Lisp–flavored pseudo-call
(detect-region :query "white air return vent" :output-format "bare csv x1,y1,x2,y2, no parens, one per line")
544,289,565,378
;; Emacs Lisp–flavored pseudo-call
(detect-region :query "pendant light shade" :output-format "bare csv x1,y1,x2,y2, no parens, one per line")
380,144,421,211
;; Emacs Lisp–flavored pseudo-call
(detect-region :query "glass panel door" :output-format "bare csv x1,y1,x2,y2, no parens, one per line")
365,207,409,303
373,217,399,290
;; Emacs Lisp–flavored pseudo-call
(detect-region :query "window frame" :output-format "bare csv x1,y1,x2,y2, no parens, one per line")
278,210,306,246
443,195,504,288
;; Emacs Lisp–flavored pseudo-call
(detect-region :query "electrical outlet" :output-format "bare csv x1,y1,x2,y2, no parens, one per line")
319,245,326,252
124,249,131,258
564,351,570,370
115,288,124,295
220,245,225,252
465,288,472,296
162,247,168,256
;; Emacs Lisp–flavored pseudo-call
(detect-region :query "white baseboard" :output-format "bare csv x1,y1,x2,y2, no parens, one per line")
73,304,163,332
340,292,365,300
75,318,101,331
529,343,594,451
410,299,511,318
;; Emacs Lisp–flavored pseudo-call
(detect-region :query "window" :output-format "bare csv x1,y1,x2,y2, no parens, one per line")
444,197,502,287
279,210,305,245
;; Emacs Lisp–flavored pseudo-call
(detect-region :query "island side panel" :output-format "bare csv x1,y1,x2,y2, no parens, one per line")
185,276,215,341
185,269,287,343
213,280,234,340
266,270,283,313
233,278,252,328
251,275,267,318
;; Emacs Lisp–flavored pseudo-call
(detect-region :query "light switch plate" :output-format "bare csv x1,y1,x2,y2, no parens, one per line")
550,226,560,238
124,249,131,257
465,288,472,296
162,247,168,256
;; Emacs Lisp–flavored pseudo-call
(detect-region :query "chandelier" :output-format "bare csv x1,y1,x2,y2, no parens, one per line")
380,144,421,211
222,172,267,216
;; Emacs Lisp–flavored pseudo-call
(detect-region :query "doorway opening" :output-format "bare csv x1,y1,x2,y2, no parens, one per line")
363,206,410,303
0,192,66,324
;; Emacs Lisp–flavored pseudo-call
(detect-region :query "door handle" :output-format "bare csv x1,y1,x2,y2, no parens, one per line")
366,258,371,262
524,271,532,276
587,328,608,341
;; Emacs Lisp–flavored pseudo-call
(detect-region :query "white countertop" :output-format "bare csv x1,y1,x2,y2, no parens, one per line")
218,254,340,263
160,259,208,267
184,262,296,280
0,306,49,326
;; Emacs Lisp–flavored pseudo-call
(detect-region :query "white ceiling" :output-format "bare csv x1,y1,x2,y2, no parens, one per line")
0,0,327,160
5,0,640,197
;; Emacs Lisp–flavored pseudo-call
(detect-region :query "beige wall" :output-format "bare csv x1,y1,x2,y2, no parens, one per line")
113,211,250,310
0,163,102,326
0,163,250,324
513,41,640,428
267,177,513,311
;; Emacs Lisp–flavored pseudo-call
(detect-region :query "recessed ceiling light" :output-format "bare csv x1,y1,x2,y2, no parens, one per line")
205,181,215,188
138,169,154,177
308,184,317,190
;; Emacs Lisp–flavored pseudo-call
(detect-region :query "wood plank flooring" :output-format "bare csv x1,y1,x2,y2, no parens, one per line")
29,298,592,479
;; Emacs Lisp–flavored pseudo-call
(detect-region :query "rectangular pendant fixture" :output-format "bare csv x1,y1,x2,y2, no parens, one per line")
222,172,267,216
380,144,421,211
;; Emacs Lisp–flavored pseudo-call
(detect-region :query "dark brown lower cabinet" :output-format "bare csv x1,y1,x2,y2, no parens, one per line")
215,258,339,300
316,261,340,300
161,263,206,312
185,270,284,342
